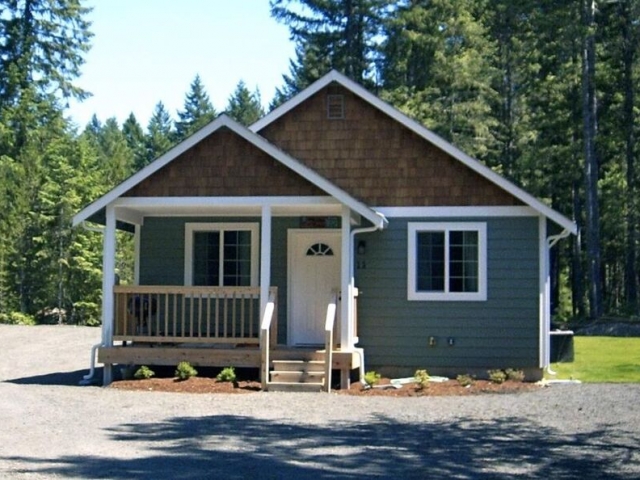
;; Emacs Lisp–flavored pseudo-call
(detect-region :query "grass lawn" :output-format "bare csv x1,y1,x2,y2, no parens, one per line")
547,336,640,383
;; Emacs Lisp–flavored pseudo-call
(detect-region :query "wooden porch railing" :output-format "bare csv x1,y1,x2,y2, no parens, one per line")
113,285,277,344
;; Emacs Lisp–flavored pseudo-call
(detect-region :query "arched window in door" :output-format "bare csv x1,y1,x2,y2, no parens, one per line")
306,243,334,256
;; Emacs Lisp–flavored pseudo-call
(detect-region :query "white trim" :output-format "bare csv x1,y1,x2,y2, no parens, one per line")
73,114,386,230
260,206,272,323
376,206,537,218
184,222,259,287
114,207,144,226
102,205,116,385
252,70,575,234
113,196,340,208
539,217,548,368
407,222,487,302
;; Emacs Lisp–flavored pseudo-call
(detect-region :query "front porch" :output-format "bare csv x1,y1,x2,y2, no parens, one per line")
101,285,361,391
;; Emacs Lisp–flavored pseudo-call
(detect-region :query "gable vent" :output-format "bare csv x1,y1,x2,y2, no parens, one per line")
327,94,344,119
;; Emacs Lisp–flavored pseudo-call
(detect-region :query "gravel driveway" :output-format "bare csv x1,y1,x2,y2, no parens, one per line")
0,324,638,479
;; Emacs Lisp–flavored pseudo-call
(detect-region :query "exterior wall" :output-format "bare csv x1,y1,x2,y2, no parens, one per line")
260,85,522,207
124,128,325,197
355,216,540,377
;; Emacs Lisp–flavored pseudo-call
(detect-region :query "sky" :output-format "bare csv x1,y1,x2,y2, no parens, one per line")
67,1,295,129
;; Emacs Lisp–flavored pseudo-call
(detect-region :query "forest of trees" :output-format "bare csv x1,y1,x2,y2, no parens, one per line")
0,0,638,325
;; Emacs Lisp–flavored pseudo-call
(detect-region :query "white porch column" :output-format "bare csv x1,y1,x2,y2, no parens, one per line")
102,204,117,385
260,206,272,324
539,216,549,369
340,206,352,349
133,224,141,285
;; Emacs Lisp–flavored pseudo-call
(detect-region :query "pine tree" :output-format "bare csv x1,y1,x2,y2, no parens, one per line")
145,101,174,164
270,0,392,93
175,75,216,141
122,113,147,172
226,80,264,126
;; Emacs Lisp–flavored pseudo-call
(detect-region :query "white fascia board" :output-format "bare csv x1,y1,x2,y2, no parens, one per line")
113,196,340,208
251,70,576,234
114,207,144,226
376,206,539,218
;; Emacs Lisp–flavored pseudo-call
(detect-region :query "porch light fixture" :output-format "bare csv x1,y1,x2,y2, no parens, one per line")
357,240,366,255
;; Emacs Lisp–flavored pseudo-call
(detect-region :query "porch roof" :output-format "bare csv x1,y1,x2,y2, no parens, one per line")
72,115,388,229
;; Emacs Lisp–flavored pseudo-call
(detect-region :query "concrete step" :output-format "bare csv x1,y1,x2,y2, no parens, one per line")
270,370,325,383
267,381,324,393
271,360,325,372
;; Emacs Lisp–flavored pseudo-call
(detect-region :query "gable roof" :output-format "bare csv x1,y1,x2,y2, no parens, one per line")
73,114,388,229
251,70,577,234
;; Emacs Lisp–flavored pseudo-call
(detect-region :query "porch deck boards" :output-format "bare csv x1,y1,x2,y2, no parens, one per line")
98,345,360,370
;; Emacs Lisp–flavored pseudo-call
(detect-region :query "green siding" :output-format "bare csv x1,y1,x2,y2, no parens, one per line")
355,216,541,372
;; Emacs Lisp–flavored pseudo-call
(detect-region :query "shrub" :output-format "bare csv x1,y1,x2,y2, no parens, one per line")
175,361,198,380
363,370,381,387
488,369,507,384
414,369,430,390
216,366,237,383
134,366,155,379
456,374,475,387
505,368,525,382
0,312,36,325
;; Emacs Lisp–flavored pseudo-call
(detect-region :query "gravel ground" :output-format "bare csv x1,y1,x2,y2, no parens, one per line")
0,325,639,479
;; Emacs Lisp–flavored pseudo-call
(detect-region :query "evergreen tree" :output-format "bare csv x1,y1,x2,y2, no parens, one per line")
226,80,264,126
145,101,174,164
122,113,147,172
270,0,393,92
380,0,498,160
175,75,216,141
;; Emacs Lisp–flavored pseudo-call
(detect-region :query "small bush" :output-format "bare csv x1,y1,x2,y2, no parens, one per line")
456,374,475,387
175,361,198,380
414,369,430,390
134,366,155,379
488,369,507,384
363,370,381,387
505,368,525,382
216,366,237,383
0,312,36,325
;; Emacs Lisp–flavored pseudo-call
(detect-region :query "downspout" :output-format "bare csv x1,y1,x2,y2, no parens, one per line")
545,229,571,375
350,212,387,384
79,221,105,385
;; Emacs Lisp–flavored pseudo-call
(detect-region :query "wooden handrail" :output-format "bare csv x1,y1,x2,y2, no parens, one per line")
260,290,277,390
324,290,339,393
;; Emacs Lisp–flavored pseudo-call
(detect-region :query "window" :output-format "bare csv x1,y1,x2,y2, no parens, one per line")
306,243,334,256
408,222,487,301
185,223,259,287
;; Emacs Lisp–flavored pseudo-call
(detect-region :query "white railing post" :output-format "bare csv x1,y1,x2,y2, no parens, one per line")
260,291,275,390
324,291,338,393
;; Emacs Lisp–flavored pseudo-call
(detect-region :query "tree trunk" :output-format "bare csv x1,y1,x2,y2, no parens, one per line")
582,0,602,319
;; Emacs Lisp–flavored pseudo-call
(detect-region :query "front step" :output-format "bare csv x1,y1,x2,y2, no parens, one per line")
267,381,324,393
268,359,326,392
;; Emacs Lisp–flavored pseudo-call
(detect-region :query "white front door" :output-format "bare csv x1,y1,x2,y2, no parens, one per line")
288,229,341,345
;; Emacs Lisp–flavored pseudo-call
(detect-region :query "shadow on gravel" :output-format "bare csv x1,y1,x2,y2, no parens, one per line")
5,368,101,386
4,413,639,479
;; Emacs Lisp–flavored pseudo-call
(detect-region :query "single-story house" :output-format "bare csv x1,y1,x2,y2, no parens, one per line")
73,70,577,391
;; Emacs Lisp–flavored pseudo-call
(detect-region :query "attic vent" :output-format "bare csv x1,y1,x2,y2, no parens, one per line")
327,94,344,119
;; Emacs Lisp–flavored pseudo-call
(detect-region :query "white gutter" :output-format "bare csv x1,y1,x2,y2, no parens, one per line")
349,212,387,384
544,228,572,375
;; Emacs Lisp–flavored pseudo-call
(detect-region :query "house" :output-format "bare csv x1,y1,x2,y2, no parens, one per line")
73,70,577,391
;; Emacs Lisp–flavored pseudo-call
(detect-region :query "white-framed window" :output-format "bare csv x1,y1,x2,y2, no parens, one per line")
184,223,259,287
408,222,487,301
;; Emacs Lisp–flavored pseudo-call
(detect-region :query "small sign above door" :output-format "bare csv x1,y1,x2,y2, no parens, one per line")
300,216,340,229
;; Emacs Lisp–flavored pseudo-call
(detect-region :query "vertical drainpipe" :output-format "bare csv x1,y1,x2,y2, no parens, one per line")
102,204,116,386
260,206,272,329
